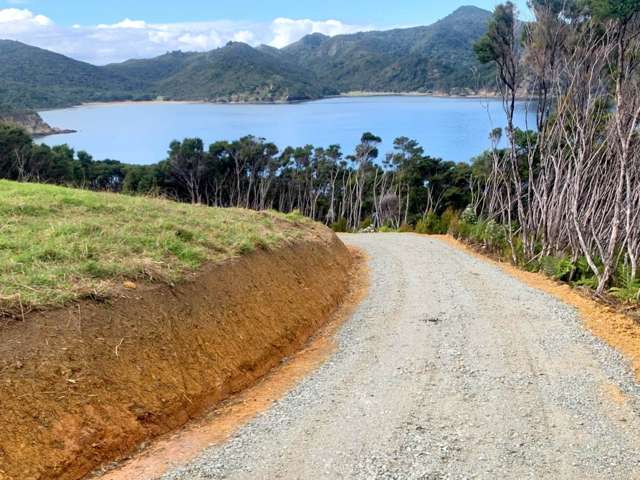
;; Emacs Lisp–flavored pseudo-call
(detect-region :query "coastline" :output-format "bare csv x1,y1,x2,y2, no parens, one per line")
336,90,501,100
46,91,504,111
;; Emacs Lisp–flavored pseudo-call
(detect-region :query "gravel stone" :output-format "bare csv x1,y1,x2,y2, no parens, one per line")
162,234,640,480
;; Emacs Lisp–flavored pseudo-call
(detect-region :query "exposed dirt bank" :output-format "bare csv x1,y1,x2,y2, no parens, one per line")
0,228,353,480
92,246,368,480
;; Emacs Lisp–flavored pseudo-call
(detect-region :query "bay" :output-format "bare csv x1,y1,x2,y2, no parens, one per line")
39,96,537,165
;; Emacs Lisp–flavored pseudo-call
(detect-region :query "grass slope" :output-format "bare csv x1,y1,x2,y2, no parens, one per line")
0,180,310,314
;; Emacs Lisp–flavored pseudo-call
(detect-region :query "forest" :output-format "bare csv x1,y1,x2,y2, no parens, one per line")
0,123,473,231
464,0,640,298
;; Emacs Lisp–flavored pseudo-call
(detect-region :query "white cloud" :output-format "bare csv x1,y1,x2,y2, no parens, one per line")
0,8,52,33
0,8,372,65
97,18,148,30
269,18,364,48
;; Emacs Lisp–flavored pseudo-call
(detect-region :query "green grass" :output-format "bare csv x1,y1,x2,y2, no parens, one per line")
0,180,311,314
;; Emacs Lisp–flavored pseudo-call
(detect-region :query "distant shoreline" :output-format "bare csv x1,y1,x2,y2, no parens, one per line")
336,91,501,100
65,92,502,109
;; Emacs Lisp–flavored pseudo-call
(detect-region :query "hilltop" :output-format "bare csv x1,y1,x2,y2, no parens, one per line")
0,6,493,112
280,5,493,94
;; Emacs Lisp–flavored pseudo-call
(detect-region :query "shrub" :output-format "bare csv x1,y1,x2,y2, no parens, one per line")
460,205,478,224
610,263,640,301
331,217,348,233
359,217,373,230
541,255,574,281
416,211,446,234
399,223,414,233
440,208,457,232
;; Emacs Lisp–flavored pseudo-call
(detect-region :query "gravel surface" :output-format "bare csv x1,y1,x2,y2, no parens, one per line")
162,234,640,480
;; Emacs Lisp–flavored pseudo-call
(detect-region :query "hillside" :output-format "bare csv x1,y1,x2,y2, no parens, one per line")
156,42,332,102
0,6,493,111
0,40,147,110
0,179,355,480
0,180,311,313
281,6,493,94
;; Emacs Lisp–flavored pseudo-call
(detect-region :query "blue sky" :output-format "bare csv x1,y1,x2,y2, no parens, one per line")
2,1,529,27
0,1,530,64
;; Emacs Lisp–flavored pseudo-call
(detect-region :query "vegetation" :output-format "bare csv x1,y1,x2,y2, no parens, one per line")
0,122,473,231
446,0,640,301
2,1,638,307
0,6,495,112
0,180,309,314
0,40,148,111
281,6,495,95
140,42,331,102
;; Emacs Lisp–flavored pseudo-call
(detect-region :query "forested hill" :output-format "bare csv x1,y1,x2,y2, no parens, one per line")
0,40,148,110
0,5,493,112
280,6,493,94
106,41,334,102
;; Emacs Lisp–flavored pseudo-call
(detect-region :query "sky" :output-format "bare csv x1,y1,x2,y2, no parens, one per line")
0,0,530,65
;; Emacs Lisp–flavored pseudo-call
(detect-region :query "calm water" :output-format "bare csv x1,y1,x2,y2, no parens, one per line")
39,96,536,165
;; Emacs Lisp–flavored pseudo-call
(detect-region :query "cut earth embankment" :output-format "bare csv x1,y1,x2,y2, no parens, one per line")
0,182,355,480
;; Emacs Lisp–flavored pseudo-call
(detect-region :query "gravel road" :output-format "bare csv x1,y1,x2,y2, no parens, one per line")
162,234,640,480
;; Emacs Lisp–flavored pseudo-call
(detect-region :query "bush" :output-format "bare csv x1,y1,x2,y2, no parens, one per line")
610,263,640,301
331,217,348,233
460,205,478,224
399,223,414,233
440,208,457,231
359,217,373,230
416,211,446,234
541,255,574,281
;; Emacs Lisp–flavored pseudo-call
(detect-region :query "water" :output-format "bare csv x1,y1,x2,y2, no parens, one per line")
39,96,537,165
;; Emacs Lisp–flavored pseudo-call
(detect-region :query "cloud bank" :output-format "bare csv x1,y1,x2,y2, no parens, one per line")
0,8,370,64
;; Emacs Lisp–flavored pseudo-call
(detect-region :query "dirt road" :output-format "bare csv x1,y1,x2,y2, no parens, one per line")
162,234,640,479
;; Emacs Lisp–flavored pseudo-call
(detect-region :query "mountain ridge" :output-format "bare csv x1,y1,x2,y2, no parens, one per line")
0,6,494,113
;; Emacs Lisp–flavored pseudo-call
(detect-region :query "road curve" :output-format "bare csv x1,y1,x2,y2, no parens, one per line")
163,234,640,480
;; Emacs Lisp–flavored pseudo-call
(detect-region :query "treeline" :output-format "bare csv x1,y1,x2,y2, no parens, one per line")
0,123,472,230
464,0,640,296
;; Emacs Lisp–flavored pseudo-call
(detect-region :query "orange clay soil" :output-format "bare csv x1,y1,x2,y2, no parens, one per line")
0,226,355,480
93,246,368,480
438,235,640,380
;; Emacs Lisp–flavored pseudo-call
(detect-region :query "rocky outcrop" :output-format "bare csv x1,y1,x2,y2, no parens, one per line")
0,111,75,137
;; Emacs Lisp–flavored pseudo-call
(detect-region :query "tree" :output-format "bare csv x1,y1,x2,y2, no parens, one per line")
168,138,206,204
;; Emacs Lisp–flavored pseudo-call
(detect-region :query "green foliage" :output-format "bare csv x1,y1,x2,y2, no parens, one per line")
460,205,478,224
0,40,147,111
540,255,575,281
416,212,442,234
414,209,458,234
610,263,640,301
331,218,349,233
359,217,373,230
474,2,517,65
587,0,640,21
285,6,495,95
